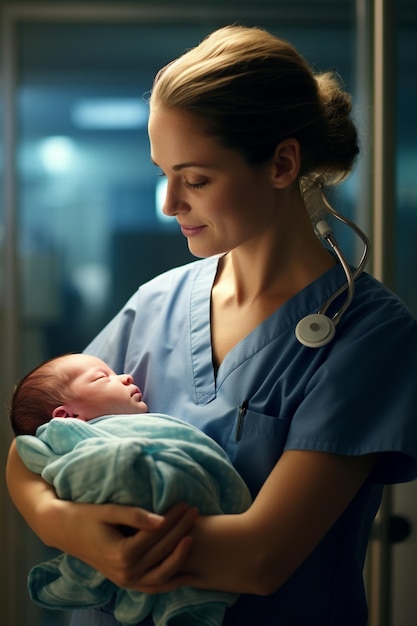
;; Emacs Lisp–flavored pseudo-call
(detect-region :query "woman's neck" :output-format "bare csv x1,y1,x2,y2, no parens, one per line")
217,216,335,306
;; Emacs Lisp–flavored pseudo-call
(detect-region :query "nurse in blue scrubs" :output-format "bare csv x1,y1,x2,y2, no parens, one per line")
7,25,417,626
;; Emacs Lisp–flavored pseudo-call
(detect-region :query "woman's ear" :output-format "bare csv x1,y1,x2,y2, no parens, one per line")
52,406,78,419
271,138,301,188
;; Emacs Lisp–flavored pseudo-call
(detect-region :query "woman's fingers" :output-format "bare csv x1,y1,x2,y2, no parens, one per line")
128,503,197,556
133,536,196,593
131,504,198,573
56,501,198,589
99,503,198,589
95,503,165,531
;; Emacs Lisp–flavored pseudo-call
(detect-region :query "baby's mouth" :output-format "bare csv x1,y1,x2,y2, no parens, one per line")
131,386,142,399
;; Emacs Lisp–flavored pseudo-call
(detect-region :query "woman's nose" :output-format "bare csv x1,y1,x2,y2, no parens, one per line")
162,182,189,217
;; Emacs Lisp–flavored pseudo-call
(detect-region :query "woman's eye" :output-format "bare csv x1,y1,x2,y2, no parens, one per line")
184,180,207,190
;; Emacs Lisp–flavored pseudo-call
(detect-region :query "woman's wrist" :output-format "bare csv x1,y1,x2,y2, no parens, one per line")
185,513,258,594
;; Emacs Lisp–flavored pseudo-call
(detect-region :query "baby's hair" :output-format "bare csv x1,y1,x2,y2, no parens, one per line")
151,25,358,185
9,355,74,436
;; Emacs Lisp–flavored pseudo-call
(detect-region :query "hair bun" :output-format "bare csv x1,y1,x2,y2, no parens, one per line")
311,72,359,184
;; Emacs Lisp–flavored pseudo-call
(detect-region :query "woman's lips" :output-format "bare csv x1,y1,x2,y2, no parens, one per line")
180,224,206,237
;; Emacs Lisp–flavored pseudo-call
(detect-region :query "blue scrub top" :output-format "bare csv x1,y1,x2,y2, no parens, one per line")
78,256,417,626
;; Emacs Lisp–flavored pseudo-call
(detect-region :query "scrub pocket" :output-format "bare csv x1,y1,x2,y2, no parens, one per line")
226,408,291,496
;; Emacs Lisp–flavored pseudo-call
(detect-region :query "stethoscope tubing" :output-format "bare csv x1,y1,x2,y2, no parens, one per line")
295,178,370,347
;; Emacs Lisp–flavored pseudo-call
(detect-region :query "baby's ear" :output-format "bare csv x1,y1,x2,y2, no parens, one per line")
52,406,77,419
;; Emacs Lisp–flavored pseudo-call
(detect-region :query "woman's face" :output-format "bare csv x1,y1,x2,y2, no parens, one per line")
148,107,279,258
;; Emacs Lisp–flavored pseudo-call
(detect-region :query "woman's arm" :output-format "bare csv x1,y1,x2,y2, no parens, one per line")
6,440,197,587
133,449,377,595
6,440,63,540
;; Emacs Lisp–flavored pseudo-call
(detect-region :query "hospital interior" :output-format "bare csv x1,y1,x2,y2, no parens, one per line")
0,0,416,624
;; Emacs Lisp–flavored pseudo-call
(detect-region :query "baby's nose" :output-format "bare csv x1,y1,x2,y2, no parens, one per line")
120,373,134,385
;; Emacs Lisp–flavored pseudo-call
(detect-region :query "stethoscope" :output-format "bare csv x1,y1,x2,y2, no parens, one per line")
295,177,370,348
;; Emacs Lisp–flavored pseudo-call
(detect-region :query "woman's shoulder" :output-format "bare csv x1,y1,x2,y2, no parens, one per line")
351,271,417,330
136,256,218,299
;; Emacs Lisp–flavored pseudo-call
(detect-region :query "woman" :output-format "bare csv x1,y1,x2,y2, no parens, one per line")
7,25,417,626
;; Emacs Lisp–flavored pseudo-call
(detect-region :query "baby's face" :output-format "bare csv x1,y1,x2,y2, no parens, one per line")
58,354,148,421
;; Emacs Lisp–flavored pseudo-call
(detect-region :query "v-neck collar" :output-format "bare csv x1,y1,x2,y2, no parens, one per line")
189,256,348,405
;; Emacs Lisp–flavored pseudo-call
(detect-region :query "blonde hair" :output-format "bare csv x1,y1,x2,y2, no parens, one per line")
150,25,358,184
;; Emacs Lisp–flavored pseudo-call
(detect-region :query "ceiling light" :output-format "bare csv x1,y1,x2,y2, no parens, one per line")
71,98,148,130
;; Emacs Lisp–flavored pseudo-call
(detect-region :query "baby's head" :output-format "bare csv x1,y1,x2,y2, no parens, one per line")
9,353,148,436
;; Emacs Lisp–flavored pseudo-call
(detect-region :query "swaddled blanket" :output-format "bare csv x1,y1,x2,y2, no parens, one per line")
16,413,252,626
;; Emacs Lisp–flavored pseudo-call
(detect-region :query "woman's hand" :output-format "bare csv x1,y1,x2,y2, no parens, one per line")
62,500,198,590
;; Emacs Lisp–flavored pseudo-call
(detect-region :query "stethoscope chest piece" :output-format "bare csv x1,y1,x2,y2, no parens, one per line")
295,313,336,348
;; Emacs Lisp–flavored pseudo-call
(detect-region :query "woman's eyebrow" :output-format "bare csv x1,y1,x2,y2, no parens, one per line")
172,162,208,171
151,158,211,171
